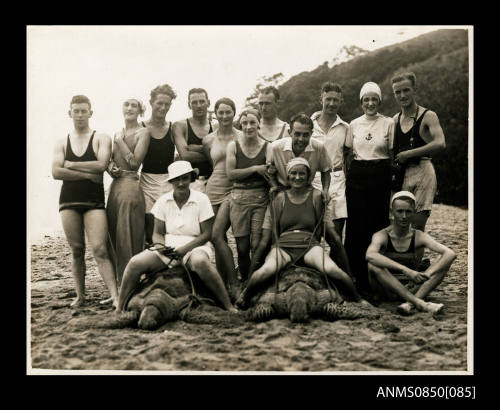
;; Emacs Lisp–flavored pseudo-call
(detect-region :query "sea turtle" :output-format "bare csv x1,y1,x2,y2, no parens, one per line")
244,265,379,323
100,265,223,330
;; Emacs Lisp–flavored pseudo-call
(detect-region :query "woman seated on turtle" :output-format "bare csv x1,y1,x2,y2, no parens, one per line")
236,157,368,309
117,160,237,313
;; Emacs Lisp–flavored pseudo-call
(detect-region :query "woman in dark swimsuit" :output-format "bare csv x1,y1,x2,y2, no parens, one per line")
236,157,367,308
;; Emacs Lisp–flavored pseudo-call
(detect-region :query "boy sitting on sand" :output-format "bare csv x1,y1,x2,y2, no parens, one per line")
365,191,456,315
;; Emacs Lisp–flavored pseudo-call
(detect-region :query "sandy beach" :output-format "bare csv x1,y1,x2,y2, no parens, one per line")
29,203,469,373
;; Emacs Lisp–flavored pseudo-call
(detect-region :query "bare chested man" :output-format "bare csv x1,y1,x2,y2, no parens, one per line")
366,191,456,315
172,88,218,193
257,86,289,143
52,95,118,308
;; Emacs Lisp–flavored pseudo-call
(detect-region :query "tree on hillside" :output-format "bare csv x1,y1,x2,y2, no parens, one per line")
244,73,285,109
262,29,469,206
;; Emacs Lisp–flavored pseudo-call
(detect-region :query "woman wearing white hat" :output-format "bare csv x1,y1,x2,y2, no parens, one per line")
344,82,395,293
236,157,367,309
117,160,237,313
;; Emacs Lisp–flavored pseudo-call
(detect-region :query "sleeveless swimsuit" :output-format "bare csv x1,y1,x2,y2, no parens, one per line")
141,122,175,174
394,109,430,165
205,133,235,205
233,141,268,189
140,122,175,213
275,191,321,263
186,119,213,178
382,228,419,286
59,131,105,213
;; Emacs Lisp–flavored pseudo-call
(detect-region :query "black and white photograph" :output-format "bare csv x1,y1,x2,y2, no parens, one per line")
27,25,472,376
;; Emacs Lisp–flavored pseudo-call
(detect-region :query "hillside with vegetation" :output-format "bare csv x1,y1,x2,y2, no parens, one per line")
271,29,469,206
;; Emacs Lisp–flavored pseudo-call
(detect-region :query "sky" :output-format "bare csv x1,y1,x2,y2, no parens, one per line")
27,25,466,242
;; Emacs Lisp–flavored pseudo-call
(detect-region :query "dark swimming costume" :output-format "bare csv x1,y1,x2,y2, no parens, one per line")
141,122,175,174
59,131,105,212
394,109,429,165
382,228,419,287
233,141,268,189
276,191,321,262
186,119,213,178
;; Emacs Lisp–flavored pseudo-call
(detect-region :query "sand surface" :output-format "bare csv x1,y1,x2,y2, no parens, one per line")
29,204,469,373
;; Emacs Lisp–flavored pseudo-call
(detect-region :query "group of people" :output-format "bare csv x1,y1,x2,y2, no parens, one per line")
51,71,456,317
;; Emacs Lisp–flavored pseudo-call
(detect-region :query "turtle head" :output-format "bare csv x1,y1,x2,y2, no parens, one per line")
286,282,314,323
138,305,162,330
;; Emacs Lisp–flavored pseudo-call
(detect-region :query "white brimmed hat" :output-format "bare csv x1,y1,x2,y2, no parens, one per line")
167,160,199,181
391,191,416,207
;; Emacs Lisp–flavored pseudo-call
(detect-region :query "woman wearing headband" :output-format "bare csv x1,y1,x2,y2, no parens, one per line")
344,82,394,293
106,98,150,287
235,157,366,309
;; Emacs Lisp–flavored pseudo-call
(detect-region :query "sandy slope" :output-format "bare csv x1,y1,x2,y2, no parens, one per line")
29,204,469,372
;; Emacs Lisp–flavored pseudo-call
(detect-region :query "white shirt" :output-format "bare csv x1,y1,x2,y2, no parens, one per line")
151,188,214,249
311,111,349,170
346,114,394,160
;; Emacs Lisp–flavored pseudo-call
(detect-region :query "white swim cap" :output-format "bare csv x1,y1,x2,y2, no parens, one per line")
360,82,382,102
391,191,416,207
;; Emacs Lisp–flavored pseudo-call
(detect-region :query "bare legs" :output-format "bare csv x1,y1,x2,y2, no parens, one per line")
117,249,166,311
211,200,238,290
367,263,446,314
60,210,86,307
235,247,290,308
235,236,251,281
117,249,236,312
145,213,155,246
412,210,431,265
60,209,119,308
187,251,237,312
303,246,362,302
332,218,345,240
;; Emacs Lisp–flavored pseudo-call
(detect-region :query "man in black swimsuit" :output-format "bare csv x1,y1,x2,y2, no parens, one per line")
52,95,118,308
172,88,218,193
391,72,446,233
365,191,456,315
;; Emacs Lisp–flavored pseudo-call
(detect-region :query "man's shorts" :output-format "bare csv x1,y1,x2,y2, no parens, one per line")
150,242,213,267
140,172,173,213
402,159,437,213
312,170,347,220
229,188,268,238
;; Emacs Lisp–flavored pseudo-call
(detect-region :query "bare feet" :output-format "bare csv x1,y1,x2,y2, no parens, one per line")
99,297,113,305
416,301,444,314
70,297,85,307
227,306,239,314
397,302,414,316
423,302,444,314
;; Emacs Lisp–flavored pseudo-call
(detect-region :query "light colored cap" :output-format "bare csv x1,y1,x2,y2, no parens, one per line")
167,160,199,181
286,157,310,175
360,82,382,102
391,191,416,207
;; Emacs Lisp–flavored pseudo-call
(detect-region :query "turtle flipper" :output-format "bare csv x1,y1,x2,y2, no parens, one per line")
249,303,275,322
96,311,140,329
